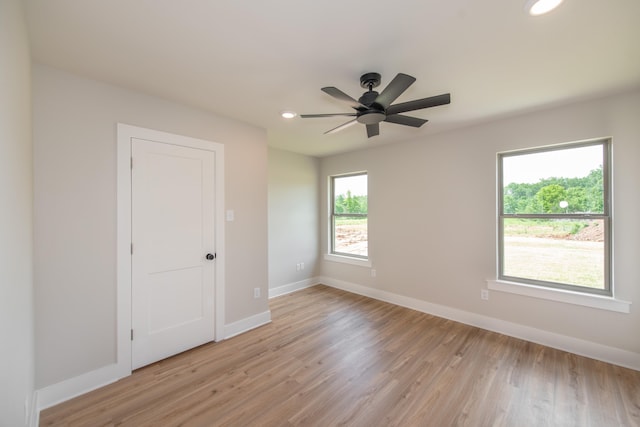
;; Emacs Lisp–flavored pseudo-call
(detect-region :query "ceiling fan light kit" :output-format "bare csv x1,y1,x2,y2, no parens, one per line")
525,0,564,16
301,72,451,138
281,111,297,119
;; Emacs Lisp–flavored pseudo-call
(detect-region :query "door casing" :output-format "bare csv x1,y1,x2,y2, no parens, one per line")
116,123,225,376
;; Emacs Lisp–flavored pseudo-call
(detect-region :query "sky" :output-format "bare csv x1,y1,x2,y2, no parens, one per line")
502,144,603,185
332,144,602,195
334,173,367,197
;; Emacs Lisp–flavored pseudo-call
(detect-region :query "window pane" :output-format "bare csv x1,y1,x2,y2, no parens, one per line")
502,218,605,289
332,173,368,258
334,216,368,257
502,144,604,214
333,174,368,214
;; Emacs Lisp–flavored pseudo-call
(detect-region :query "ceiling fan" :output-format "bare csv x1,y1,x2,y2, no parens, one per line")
301,72,451,138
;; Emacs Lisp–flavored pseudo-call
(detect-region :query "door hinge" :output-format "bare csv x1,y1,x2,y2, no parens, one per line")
131,329,134,341
131,243,133,255
130,157,133,169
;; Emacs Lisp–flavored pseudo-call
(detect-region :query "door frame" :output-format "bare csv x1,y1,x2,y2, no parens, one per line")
116,123,225,376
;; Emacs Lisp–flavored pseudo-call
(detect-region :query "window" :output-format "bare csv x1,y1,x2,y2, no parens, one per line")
498,139,611,295
330,172,368,259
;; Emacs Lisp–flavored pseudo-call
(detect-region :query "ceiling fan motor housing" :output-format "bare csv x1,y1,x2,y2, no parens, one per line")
359,90,380,107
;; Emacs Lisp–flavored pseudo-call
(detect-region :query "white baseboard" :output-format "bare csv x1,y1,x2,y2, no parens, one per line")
269,277,320,299
36,362,126,413
224,310,272,339
33,276,638,420
36,309,273,417
28,390,39,427
319,276,640,371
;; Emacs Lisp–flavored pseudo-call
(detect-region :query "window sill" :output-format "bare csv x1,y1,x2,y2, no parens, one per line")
487,279,631,313
324,254,372,268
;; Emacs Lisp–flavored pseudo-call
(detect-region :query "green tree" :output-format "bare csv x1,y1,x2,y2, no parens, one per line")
504,182,541,213
344,190,357,213
503,165,603,215
565,187,587,212
334,192,367,214
536,184,566,213
585,167,603,213
334,194,345,214
358,195,368,213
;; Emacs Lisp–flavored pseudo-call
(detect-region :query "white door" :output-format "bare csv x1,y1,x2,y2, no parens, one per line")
131,137,216,369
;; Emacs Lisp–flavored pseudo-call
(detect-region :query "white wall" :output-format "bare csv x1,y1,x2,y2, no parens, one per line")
320,90,640,358
268,148,320,293
0,1,35,425
33,65,269,389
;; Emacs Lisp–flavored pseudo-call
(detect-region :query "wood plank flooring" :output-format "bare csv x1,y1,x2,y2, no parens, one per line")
40,285,640,426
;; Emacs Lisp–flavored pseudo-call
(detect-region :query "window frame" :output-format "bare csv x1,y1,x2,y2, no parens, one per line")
329,171,368,260
497,138,612,296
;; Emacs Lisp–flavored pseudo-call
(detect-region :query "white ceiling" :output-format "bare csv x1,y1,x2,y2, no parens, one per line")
25,0,640,157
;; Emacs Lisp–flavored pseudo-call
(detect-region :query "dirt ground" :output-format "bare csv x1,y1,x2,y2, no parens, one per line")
334,224,368,255
569,220,604,242
334,220,604,255
509,219,604,242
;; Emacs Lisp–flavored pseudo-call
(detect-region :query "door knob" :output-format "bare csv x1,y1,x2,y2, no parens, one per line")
206,253,215,260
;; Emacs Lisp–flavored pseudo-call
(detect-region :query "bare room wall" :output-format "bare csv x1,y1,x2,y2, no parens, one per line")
268,148,320,292
0,1,35,425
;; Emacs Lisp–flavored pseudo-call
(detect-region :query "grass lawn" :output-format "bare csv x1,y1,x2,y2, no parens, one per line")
503,236,604,288
503,218,605,289
333,217,605,289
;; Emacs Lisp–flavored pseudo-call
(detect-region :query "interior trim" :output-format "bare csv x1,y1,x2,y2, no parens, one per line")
269,277,319,299
116,123,226,373
487,279,631,313
224,310,272,340
319,277,640,371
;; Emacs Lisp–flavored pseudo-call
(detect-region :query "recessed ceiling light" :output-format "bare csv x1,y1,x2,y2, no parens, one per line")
281,111,297,119
525,0,563,16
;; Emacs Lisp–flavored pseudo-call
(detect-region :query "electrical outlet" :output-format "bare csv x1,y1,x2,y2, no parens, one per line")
481,289,489,300
371,269,376,277
254,288,261,298
300,262,304,270
296,263,300,271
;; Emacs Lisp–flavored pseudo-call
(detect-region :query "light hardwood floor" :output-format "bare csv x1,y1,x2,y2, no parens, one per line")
40,285,639,426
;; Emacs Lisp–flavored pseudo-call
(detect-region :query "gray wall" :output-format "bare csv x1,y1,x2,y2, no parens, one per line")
320,90,640,355
33,65,269,389
268,148,320,290
0,1,35,425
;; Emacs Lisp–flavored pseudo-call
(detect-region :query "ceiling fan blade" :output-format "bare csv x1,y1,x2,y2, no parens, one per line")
325,119,358,135
321,87,367,110
300,113,357,118
366,123,379,138
384,114,428,128
375,73,416,109
386,93,451,115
